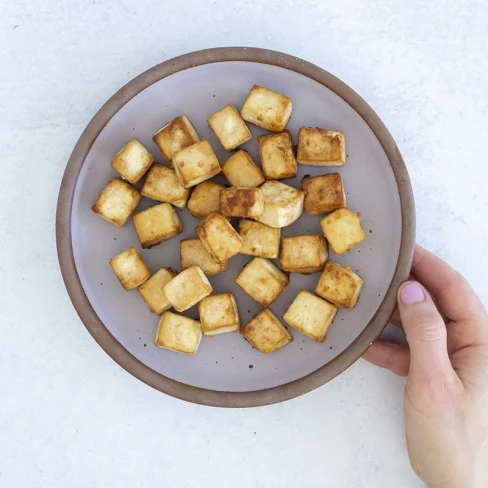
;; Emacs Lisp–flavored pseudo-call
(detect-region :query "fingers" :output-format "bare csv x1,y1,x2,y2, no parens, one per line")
411,245,486,323
398,281,454,381
389,307,403,329
362,339,410,376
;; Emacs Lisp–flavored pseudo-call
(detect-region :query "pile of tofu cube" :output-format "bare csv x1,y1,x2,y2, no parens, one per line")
92,85,366,355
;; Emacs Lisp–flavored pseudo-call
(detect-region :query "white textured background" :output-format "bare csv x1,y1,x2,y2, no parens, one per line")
1,1,487,487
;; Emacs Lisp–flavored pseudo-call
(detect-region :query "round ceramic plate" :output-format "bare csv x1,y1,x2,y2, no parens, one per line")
57,47,415,407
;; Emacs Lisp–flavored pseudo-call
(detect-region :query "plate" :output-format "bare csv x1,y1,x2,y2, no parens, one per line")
56,47,415,407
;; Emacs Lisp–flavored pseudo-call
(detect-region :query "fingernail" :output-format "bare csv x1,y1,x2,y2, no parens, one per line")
400,283,425,305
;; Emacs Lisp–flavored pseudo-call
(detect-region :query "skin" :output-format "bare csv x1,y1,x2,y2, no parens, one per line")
363,244,488,488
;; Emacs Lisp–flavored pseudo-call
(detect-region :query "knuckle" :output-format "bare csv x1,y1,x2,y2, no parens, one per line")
392,363,409,377
385,346,398,369
410,313,445,342
384,344,408,376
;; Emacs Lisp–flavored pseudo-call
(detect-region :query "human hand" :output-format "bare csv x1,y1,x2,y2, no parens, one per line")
363,245,488,488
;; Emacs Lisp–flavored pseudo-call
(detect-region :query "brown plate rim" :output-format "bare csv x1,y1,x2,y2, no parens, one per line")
56,47,415,408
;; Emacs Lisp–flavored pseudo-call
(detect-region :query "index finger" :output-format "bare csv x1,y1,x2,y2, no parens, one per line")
411,244,486,322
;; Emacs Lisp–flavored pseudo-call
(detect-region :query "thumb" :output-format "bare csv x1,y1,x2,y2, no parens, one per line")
398,281,452,380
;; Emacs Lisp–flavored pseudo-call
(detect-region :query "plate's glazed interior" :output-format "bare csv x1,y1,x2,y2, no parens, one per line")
71,61,401,393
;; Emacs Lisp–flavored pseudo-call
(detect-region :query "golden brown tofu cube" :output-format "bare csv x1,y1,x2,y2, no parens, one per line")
91,178,141,227
138,267,177,314
152,115,200,163
280,235,328,274
110,139,155,184
234,257,289,307
141,163,190,208
180,238,228,276
163,265,213,312
133,203,183,249
255,181,304,228
315,261,364,309
240,309,292,353
221,150,265,188
172,140,221,188
155,311,202,355
109,247,150,290
219,187,264,218
187,180,227,220
195,211,243,263
241,85,292,132
320,208,365,254
297,127,346,166
198,293,240,336
302,173,346,215
258,132,297,179
283,290,338,342
207,104,252,151
237,219,281,259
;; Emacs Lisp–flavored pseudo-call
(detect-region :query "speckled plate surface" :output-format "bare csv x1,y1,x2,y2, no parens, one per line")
56,47,415,407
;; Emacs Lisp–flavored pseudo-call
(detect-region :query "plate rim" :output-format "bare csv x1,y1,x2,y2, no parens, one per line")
56,47,415,408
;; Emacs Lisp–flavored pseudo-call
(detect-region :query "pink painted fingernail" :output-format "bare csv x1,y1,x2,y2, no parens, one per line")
400,283,425,305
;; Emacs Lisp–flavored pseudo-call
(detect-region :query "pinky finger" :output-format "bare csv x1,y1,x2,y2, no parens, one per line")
362,339,410,377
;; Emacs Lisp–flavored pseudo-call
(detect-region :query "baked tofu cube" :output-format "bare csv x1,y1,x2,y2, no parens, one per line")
219,187,264,218
133,203,183,249
155,311,202,355
109,247,150,290
320,208,365,254
297,127,346,166
221,150,265,188
180,238,228,276
302,173,346,215
315,261,364,309
152,115,200,163
241,85,292,132
172,140,221,188
255,181,304,228
237,219,281,259
187,180,226,220
240,309,292,353
280,235,328,274
198,293,240,336
258,132,297,179
110,139,155,184
91,178,141,227
141,163,190,208
208,104,252,151
234,257,289,307
196,211,243,263
138,267,177,314
283,290,338,342
163,265,213,312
